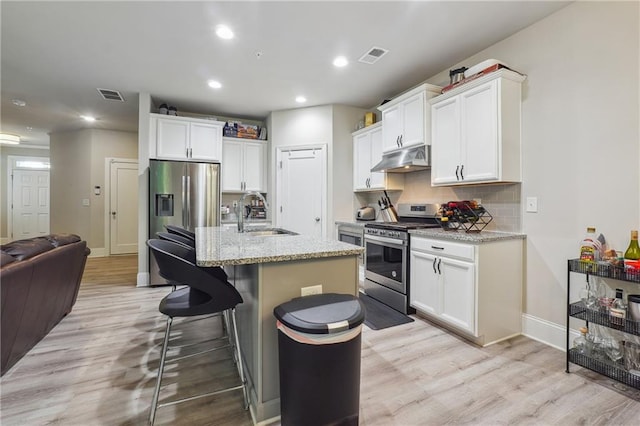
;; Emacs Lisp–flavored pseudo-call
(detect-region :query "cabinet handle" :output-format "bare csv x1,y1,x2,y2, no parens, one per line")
396,136,400,147
431,245,444,250
432,257,437,273
455,165,460,181
460,164,464,180
366,178,369,188
437,258,442,275
399,135,403,146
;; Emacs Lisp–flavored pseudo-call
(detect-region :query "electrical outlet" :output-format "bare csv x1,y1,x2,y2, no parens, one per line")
526,197,538,213
301,285,322,297
82,198,90,207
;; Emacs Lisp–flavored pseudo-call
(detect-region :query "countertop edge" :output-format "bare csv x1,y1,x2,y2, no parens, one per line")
198,248,364,267
409,229,526,243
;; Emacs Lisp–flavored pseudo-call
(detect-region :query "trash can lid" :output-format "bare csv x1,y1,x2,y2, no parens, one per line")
274,293,365,334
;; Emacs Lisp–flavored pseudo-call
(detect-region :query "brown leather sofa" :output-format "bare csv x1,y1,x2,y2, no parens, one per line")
1,234,90,376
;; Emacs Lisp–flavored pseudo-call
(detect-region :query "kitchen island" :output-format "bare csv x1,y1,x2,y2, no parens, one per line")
195,227,363,425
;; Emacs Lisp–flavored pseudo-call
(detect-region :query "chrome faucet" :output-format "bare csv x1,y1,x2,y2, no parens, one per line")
237,191,268,232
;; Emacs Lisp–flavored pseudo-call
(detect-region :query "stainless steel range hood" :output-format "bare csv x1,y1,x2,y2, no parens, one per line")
370,145,430,173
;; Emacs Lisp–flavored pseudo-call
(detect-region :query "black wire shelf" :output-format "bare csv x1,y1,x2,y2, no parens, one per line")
568,348,640,389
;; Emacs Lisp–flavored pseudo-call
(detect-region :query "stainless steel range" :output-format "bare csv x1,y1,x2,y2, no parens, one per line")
363,203,440,314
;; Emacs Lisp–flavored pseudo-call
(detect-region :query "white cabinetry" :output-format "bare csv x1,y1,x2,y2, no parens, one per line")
377,83,441,153
430,69,525,186
221,138,267,192
352,123,403,191
410,234,523,346
150,113,224,161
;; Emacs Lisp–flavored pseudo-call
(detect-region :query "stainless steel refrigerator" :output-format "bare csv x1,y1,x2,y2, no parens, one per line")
149,159,220,285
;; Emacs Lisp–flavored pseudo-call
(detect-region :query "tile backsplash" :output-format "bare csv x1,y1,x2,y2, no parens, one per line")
354,170,522,232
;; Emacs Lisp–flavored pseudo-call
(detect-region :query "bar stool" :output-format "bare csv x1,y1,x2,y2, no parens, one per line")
156,231,194,249
165,225,196,242
147,239,248,425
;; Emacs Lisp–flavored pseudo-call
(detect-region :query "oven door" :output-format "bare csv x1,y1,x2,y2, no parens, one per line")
364,234,407,293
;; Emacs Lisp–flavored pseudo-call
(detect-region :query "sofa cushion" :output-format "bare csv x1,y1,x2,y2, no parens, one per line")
1,238,54,261
0,251,16,267
45,234,81,248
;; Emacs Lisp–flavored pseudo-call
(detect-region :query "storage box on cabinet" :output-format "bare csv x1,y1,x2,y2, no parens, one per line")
409,235,523,346
149,113,224,161
352,123,404,191
377,83,441,153
430,69,525,186
222,137,267,192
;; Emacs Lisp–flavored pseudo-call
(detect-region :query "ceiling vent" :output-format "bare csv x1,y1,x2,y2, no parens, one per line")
97,88,125,102
358,47,389,65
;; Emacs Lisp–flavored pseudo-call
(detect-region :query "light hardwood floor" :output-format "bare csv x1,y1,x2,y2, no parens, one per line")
1,255,640,425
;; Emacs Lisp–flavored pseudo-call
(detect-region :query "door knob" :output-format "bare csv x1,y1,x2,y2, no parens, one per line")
315,217,320,222
111,211,117,218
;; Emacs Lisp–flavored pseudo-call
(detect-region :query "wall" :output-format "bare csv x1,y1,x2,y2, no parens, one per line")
419,1,639,347
50,128,137,253
137,92,151,286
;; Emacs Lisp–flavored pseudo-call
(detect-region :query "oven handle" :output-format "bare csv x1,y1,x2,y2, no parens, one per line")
365,234,406,247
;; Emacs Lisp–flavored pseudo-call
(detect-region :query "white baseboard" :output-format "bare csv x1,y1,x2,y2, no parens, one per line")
88,247,107,258
0,237,9,244
137,272,149,287
522,313,579,352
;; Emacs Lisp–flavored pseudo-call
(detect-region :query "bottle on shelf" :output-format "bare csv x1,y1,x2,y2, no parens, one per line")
624,230,640,271
610,288,627,328
573,326,594,356
580,227,602,263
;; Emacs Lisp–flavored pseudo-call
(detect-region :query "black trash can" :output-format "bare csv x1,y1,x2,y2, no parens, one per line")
274,293,365,426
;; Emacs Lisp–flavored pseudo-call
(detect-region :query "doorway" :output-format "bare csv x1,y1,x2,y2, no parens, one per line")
7,156,50,241
107,159,138,255
275,145,327,237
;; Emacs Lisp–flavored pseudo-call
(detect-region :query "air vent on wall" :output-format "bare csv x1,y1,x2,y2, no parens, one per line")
358,47,389,64
97,88,125,102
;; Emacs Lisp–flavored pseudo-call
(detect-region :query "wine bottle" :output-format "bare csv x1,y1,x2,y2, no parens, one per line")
623,230,640,272
610,288,626,328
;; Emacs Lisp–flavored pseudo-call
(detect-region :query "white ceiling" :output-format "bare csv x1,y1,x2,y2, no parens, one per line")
1,1,570,147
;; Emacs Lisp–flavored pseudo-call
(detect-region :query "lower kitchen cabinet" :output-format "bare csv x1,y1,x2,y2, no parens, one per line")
409,234,523,346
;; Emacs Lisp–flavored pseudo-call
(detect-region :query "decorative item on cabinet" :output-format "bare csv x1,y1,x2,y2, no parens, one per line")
430,68,526,187
436,200,493,233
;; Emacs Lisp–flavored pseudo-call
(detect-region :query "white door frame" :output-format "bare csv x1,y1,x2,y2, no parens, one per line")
275,144,327,237
104,157,138,256
6,155,51,243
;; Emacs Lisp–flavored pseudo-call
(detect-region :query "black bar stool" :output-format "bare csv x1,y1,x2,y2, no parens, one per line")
147,239,248,425
165,225,196,242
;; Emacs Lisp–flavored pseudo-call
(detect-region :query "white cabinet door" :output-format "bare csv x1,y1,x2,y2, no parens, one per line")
381,104,402,152
410,250,440,315
222,140,244,191
431,97,461,185
368,126,385,188
190,122,222,161
461,80,499,183
401,91,425,148
353,133,371,190
243,141,266,192
156,119,189,159
440,256,475,334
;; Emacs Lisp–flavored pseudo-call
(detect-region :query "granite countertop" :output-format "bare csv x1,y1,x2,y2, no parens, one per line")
409,228,526,243
195,227,364,267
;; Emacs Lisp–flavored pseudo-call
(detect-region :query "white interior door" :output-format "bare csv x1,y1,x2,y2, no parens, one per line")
110,160,138,254
11,169,50,240
277,147,325,237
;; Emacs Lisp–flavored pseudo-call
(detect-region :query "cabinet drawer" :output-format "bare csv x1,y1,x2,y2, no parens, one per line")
411,237,474,261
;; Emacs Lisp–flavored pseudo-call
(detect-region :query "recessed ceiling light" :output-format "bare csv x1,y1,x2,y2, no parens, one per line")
216,25,234,40
0,133,20,145
81,115,96,122
208,80,222,89
333,56,348,67
12,99,26,107
295,96,307,103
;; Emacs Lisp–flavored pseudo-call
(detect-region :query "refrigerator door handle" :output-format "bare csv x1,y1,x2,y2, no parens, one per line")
185,175,191,229
181,175,188,228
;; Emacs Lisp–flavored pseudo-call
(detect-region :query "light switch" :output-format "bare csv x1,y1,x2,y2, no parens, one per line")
82,198,90,207
526,197,538,213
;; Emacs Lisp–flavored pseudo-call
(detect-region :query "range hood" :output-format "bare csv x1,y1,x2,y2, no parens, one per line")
370,145,430,173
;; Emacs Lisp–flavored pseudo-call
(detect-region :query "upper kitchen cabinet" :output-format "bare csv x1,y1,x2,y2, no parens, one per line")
222,138,267,192
377,83,442,153
352,123,403,192
149,113,224,161
430,69,526,186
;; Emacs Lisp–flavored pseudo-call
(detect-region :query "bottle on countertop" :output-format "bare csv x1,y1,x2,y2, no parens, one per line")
623,230,640,272
580,227,602,263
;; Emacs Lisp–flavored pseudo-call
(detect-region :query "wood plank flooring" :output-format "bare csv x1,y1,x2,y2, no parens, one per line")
2,255,640,425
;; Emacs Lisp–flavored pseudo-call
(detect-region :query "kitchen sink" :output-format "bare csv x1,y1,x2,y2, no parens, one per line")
243,228,298,237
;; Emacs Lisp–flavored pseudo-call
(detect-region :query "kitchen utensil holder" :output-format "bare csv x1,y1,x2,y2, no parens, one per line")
436,202,493,233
